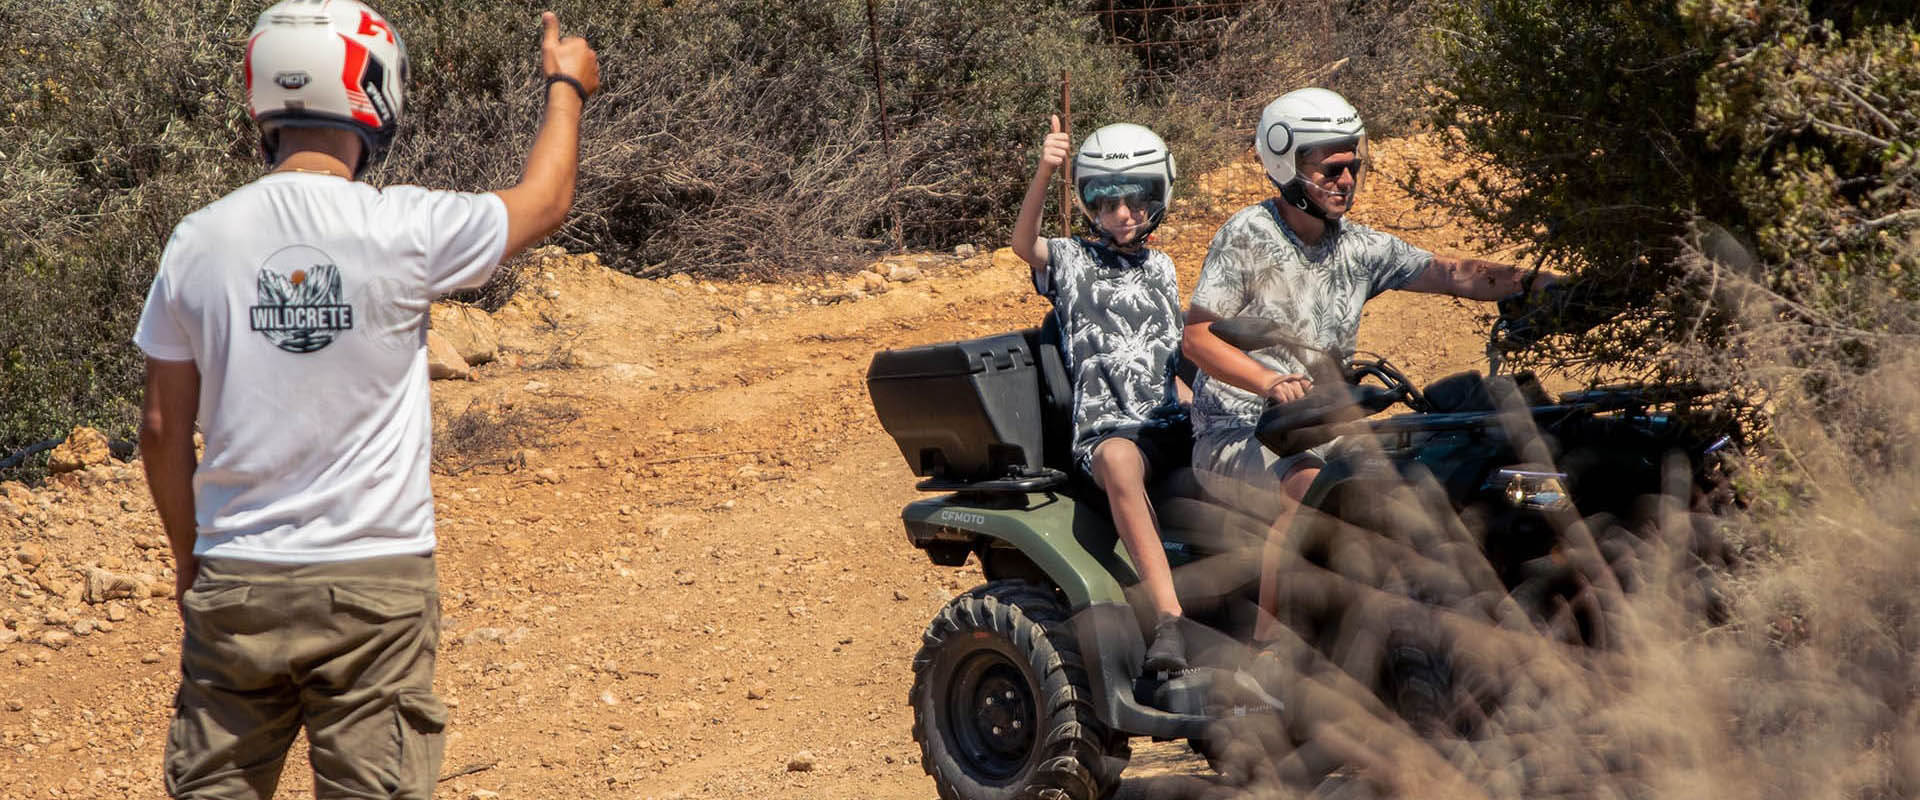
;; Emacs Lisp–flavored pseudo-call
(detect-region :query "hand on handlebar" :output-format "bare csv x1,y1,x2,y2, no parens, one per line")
1262,373,1313,405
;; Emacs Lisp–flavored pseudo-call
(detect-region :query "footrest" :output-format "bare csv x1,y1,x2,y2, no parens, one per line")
915,469,1068,493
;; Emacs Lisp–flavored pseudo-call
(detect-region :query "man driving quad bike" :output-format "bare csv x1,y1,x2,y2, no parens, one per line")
1180,87,1561,644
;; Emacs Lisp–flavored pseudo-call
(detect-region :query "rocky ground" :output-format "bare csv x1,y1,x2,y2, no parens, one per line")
0,139,1524,799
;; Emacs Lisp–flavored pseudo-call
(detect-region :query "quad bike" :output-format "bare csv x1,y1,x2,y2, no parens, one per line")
866,287,1740,799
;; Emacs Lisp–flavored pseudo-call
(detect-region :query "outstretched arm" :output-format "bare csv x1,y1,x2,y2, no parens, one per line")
1403,255,1552,301
494,11,600,261
1011,115,1071,281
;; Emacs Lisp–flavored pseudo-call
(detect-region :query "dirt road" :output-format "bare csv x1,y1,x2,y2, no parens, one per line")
0,142,1516,799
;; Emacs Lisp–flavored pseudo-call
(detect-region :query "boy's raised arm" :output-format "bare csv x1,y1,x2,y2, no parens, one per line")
1011,115,1071,280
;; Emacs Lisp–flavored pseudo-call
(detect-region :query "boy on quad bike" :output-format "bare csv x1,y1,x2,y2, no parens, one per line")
1179,88,1561,642
1010,115,1194,674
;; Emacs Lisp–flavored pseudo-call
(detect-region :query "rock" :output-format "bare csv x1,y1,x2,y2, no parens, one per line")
786,751,816,772
47,427,112,474
84,568,141,604
887,265,923,283
430,303,501,366
534,468,562,485
468,791,501,800
2,482,32,508
606,363,657,383
5,700,20,712
15,542,43,568
32,571,73,599
71,620,93,636
141,651,163,664
892,589,909,601
105,603,128,623
954,243,977,259
39,630,71,650
865,260,893,279
426,331,472,380
858,271,889,294
746,683,770,700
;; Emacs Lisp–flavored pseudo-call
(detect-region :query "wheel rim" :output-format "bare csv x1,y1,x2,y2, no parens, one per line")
943,649,1038,780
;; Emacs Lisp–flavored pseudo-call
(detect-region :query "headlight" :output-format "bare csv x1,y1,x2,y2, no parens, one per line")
1488,469,1573,510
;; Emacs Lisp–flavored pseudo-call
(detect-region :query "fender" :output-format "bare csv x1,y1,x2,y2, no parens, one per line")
901,493,1136,610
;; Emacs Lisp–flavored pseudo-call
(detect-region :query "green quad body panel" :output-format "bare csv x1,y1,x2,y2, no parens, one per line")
902,492,1137,611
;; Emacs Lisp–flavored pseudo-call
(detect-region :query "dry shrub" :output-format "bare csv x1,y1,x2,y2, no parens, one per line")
432,397,581,476
1145,0,1445,174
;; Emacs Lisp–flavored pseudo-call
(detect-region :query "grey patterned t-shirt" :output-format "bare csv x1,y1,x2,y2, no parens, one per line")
1037,237,1186,471
1187,201,1432,437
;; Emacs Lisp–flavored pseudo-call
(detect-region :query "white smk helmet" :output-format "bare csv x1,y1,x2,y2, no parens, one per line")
1072,123,1177,245
246,0,408,176
1256,88,1368,217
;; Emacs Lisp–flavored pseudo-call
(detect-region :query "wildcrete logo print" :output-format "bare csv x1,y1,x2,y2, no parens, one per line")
250,245,353,353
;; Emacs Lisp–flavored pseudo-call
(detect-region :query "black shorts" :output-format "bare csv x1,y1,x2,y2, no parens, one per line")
1078,417,1193,485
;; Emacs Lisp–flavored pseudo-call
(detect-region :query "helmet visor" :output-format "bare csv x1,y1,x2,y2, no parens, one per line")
1078,174,1166,216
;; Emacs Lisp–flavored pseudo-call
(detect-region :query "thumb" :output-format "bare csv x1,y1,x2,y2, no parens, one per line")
1049,114,1061,135
541,11,560,49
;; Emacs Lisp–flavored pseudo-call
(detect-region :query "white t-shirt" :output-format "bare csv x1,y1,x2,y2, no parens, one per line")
133,172,508,564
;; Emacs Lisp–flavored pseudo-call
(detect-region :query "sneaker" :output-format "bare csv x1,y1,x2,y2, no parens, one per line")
1142,613,1188,674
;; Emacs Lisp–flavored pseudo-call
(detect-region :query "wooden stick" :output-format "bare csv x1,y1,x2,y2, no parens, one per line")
438,760,498,782
645,449,764,466
1060,69,1073,238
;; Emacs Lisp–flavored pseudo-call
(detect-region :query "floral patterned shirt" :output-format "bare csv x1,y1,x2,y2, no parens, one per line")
1187,201,1431,437
1037,237,1186,470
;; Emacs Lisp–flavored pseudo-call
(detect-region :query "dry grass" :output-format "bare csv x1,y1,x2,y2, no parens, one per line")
431,397,582,476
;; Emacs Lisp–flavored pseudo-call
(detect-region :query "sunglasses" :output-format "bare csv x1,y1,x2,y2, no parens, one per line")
1090,195,1150,214
1305,159,1366,180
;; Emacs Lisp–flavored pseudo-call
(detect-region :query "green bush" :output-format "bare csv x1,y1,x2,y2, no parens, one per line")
1423,0,1918,383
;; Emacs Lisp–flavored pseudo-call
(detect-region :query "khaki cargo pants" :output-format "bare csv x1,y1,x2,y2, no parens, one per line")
165,554,446,799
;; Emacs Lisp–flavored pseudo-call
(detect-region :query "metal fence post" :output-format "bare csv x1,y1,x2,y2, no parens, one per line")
865,0,903,251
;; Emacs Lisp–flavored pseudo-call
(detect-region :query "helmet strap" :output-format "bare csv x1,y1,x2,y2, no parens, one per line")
1276,177,1331,222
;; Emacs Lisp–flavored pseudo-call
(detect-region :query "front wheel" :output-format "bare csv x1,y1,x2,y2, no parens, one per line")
911,581,1127,800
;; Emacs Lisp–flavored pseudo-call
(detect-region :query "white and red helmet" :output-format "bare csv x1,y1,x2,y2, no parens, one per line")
245,0,407,175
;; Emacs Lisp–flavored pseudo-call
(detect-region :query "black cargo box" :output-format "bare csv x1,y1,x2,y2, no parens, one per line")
867,332,1047,481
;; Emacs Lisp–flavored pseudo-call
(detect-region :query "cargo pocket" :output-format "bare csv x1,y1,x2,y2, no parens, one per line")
331,584,427,621
180,583,253,635
181,583,250,614
392,690,449,799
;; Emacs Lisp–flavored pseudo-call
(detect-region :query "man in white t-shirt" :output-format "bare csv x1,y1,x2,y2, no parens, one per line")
133,3,598,797
1181,89,1558,643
